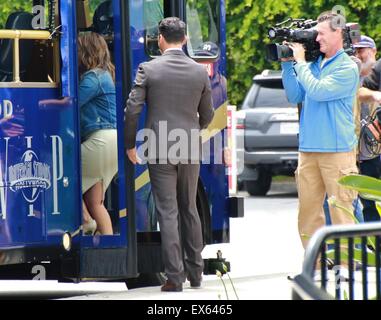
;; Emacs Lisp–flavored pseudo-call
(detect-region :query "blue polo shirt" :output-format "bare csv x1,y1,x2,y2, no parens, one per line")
281,49,359,152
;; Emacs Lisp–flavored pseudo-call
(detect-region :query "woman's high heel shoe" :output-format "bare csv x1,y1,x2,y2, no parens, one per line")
83,219,97,236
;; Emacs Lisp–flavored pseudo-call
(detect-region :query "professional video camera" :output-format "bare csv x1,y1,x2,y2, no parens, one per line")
360,108,381,157
265,18,361,62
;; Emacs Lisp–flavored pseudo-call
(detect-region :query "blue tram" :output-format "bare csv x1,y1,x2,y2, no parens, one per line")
0,0,242,284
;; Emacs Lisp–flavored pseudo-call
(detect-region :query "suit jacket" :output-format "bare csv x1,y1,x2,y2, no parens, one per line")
124,50,214,162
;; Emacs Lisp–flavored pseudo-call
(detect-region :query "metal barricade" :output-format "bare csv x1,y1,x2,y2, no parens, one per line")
292,222,381,300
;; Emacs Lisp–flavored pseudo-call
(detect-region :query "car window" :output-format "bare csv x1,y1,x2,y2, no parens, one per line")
255,86,294,108
241,85,256,109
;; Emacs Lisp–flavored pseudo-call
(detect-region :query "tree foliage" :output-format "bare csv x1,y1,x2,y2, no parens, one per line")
0,2,32,28
226,0,381,106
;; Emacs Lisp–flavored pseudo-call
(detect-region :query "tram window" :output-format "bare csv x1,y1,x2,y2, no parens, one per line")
75,0,107,31
76,0,92,30
144,0,164,57
186,0,220,59
89,0,106,13
81,0,114,50
0,0,59,85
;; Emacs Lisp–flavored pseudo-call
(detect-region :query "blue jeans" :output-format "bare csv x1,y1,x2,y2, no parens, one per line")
323,195,364,225
359,157,381,222
324,195,364,252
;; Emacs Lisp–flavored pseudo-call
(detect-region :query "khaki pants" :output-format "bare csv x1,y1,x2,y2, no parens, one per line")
295,151,358,249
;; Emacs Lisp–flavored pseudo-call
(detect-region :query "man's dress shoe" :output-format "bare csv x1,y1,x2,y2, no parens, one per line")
190,280,201,288
161,280,183,292
186,275,201,288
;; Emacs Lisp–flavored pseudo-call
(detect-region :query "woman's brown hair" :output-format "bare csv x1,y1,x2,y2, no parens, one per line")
77,32,115,82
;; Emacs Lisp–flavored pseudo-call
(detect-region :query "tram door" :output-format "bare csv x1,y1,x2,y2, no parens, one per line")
76,0,123,240
129,0,230,245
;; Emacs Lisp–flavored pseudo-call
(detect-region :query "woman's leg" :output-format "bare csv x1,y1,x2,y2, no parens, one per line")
82,201,97,235
82,201,92,224
84,182,113,235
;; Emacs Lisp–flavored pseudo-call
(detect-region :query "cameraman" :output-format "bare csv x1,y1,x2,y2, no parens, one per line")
281,11,359,249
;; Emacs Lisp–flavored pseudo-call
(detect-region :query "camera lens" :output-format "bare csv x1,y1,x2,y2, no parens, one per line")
268,28,276,39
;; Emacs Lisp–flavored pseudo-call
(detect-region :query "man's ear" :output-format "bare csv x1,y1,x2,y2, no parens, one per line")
182,36,188,46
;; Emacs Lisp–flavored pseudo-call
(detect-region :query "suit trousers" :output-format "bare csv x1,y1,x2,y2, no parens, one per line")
148,162,204,285
295,151,357,249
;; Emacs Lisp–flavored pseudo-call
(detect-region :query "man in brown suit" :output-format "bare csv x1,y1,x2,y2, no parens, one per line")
124,17,214,292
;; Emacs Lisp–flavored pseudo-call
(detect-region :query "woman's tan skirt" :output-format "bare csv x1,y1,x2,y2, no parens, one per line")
81,129,118,195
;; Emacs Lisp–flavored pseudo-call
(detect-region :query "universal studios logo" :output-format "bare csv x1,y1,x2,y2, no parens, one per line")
8,149,51,201
0,135,64,220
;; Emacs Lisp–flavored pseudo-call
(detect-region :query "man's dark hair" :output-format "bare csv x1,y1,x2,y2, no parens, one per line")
159,17,186,44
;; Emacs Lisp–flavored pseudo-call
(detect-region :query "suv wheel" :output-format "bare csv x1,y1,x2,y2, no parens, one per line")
245,170,272,196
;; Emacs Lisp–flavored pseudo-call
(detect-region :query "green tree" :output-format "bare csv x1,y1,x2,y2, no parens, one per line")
226,0,381,106
0,1,32,28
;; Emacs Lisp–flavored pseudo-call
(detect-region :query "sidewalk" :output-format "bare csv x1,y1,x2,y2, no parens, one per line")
63,273,294,300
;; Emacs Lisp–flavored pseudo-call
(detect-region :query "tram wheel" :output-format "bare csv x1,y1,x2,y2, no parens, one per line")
125,272,166,290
